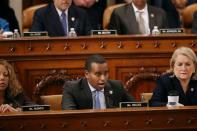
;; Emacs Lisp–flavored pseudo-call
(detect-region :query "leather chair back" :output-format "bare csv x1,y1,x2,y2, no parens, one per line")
23,4,47,32
40,95,62,110
125,69,159,101
103,3,126,30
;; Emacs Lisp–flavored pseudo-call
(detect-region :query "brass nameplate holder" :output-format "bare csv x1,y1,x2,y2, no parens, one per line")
91,30,117,36
160,28,184,34
21,105,50,111
23,32,48,37
119,102,148,108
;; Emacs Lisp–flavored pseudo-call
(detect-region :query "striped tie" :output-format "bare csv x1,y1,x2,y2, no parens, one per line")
94,91,101,109
61,12,67,36
137,11,146,34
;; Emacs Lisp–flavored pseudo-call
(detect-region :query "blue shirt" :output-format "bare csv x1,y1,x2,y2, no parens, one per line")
0,18,10,31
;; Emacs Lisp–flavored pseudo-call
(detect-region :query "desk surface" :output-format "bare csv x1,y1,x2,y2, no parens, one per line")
0,106,197,130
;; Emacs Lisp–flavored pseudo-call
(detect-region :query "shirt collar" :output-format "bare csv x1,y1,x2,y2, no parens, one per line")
55,7,68,18
88,81,104,92
132,2,148,13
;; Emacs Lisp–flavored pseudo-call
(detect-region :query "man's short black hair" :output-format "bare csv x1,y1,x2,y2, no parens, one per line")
85,54,106,71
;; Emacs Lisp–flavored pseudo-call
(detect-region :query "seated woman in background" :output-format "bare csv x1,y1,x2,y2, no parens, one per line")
0,17,9,32
0,60,34,113
150,47,197,106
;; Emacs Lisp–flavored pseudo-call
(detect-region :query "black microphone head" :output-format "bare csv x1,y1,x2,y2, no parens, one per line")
168,90,179,96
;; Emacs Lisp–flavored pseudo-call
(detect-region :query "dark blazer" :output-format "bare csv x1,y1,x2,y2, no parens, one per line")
77,0,106,30
4,89,34,108
192,11,197,34
30,3,92,36
109,3,168,34
62,78,135,110
150,73,197,107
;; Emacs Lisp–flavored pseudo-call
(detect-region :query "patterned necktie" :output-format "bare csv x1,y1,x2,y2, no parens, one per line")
61,12,67,36
94,91,101,109
137,11,146,34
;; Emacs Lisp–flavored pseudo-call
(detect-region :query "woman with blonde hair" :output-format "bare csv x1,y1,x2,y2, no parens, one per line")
0,60,33,113
150,47,197,106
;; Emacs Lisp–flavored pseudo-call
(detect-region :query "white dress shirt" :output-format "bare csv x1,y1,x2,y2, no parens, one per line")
88,82,106,109
132,3,150,34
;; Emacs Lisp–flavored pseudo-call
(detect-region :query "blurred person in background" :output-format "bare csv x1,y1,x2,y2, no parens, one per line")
73,0,106,30
0,18,10,32
0,0,20,32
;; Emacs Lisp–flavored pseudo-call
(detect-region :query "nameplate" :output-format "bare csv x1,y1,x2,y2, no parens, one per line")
23,32,48,37
119,102,148,108
160,28,184,34
21,105,50,111
91,30,117,35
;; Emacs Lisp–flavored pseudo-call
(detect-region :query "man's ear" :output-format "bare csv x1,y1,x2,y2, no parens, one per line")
84,70,89,78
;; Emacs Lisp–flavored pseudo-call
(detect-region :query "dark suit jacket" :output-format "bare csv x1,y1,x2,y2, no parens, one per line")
109,3,168,34
192,11,197,34
150,73,197,107
62,78,135,110
77,0,106,30
30,3,92,36
4,88,34,108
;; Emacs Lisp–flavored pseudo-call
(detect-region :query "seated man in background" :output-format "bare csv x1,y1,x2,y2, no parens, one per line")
0,60,34,113
62,54,135,110
30,0,92,37
108,0,168,35
150,47,197,107
192,11,197,33
73,0,106,30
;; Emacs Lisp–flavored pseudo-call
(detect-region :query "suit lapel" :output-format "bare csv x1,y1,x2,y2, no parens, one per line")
170,76,187,101
80,78,93,108
148,6,156,31
68,6,79,31
104,82,114,108
47,3,65,35
126,4,140,34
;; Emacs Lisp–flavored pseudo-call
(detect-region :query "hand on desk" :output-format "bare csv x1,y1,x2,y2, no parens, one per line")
0,104,19,113
166,102,184,107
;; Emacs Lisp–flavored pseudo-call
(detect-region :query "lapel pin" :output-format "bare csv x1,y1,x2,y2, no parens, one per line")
191,88,194,92
71,17,75,22
109,90,113,95
150,13,154,18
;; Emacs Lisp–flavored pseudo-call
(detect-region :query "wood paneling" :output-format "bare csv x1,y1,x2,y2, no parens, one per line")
0,106,197,130
0,35,197,99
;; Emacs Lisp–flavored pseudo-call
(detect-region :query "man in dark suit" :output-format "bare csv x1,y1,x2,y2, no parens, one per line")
73,0,106,30
192,11,197,34
30,0,92,37
108,0,168,35
62,54,135,110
